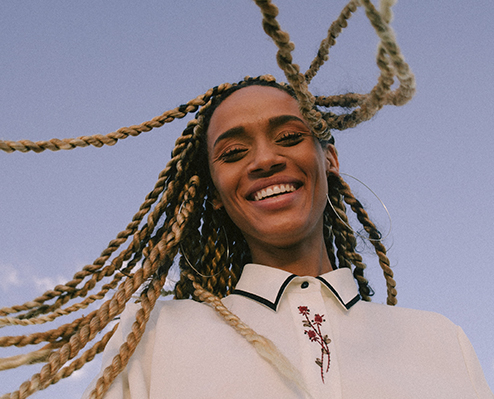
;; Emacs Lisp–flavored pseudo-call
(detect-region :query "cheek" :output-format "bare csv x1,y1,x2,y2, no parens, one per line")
306,149,328,186
309,157,330,208
209,163,238,206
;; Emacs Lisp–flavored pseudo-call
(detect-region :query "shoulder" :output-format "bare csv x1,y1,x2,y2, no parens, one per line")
147,297,242,342
345,302,494,397
354,300,456,329
153,297,223,325
115,297,252,375
112,297,227,356
119,297,219,325
346,300,462,349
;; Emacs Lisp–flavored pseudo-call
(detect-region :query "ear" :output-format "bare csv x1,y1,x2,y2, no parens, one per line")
324,144,339,177
211,190,224,210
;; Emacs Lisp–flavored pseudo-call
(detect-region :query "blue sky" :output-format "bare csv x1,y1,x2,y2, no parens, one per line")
1,1,493,397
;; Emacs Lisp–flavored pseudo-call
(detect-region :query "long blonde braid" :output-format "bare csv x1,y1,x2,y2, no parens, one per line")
190,275,312,397
253,0,415,139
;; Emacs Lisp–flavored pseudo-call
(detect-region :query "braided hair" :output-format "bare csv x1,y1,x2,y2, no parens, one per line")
0,0,413,397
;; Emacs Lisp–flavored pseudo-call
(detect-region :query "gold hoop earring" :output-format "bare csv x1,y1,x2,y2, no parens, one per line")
179,227,230,278
327,173,392,242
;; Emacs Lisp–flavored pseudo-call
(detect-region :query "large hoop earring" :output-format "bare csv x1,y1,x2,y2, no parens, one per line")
179,226,230,278
327,173,392,242
177,199,231,279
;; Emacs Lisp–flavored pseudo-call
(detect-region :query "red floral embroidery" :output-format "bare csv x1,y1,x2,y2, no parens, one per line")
298,306,309,315
298,305,331,383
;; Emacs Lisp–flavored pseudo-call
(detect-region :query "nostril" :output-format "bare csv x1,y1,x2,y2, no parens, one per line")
248,159,286,177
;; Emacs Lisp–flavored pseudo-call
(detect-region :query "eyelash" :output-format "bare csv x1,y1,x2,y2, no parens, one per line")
219,146,247,162
277,131,304,145
218,131,305,162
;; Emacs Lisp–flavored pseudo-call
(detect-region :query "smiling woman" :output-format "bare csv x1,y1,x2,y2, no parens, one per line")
78,77,493,399
1,0,493,398
207,85,337,276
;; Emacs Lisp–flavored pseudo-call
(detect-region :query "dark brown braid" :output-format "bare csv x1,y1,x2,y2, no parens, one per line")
326,174,374,301
336,176,397,305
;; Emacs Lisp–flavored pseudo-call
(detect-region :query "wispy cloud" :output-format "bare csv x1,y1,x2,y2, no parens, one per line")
0,262,71,306
33,275,67,293
0,263,22,292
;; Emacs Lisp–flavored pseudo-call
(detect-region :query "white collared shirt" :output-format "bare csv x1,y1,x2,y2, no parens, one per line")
84,264,493,398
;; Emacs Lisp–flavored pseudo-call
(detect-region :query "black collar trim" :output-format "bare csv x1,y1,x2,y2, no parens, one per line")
317,276,361,310
232,274,297,311
232,273,360,311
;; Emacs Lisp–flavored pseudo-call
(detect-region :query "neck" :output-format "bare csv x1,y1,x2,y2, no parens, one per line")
248,235,333,277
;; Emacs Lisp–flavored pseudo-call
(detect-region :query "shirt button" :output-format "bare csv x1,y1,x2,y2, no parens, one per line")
301,281,309,289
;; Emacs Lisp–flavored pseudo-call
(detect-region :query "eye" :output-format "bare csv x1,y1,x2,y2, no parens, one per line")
218,146,247,163
277,131,305,146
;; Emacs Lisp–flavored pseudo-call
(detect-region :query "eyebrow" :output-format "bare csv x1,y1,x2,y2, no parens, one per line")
268,114,308,130
213,126,245,149
213,114,308,149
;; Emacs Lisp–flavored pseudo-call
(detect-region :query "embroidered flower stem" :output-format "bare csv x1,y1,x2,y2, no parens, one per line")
298,306,331,383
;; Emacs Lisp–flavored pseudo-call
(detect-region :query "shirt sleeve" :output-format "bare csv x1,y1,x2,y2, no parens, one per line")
457,326,494,398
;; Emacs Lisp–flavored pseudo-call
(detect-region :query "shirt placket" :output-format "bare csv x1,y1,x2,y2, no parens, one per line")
286,277,342,399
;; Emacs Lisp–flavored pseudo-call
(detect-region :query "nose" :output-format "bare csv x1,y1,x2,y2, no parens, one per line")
247,141,286,176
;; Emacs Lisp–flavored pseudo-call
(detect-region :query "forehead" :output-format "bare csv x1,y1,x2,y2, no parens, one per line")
207,86,303,142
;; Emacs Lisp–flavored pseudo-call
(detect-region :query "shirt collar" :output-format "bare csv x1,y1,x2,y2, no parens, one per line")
231,263,360,312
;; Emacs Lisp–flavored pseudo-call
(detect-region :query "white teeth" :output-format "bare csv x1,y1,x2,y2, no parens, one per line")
253,184,296,201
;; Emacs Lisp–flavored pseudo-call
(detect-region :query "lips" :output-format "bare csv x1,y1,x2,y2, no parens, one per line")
253,183,297,201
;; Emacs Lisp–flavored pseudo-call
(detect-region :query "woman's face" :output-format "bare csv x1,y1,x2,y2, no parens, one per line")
207,86,339,252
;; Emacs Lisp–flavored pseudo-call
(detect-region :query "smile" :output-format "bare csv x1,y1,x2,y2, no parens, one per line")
253,184,297,201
